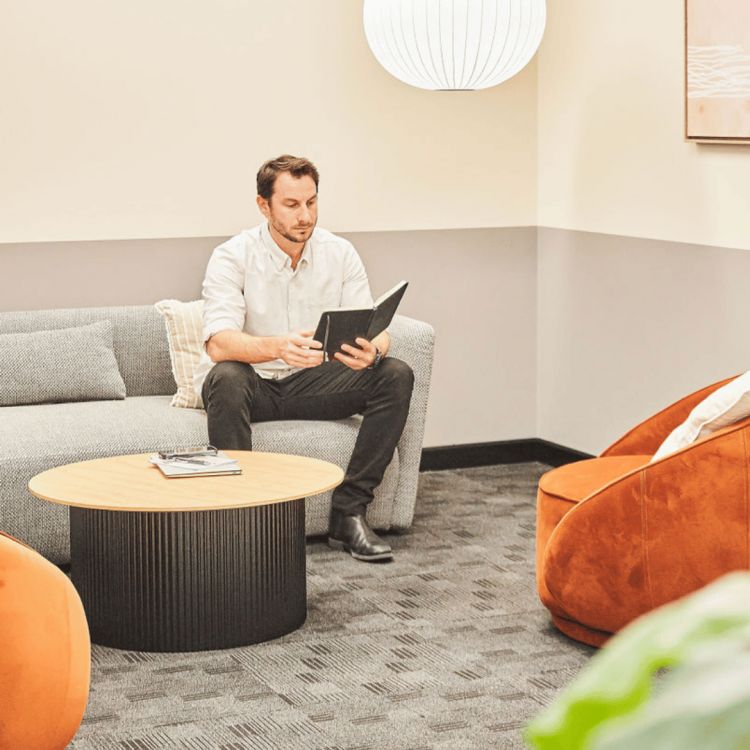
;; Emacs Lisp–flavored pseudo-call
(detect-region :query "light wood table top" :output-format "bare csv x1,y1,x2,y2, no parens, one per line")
28,451,344,512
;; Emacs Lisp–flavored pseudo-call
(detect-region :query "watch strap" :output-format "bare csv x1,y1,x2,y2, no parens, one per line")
368,346,383,369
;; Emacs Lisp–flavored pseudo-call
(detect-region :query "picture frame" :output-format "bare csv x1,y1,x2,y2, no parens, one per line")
685,0,750,144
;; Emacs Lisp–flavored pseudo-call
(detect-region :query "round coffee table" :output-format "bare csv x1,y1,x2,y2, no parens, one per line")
29,451,343,652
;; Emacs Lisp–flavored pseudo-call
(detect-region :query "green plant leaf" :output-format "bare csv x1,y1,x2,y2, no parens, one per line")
591,644,750,750
525,573,750,750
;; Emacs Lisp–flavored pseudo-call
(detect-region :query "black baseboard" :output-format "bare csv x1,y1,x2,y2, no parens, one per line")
419,439,592,472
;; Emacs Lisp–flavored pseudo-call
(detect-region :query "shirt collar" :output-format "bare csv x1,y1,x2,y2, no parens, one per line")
260,222,312,271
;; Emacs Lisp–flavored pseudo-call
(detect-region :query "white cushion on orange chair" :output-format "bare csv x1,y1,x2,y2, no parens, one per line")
652,371,750,461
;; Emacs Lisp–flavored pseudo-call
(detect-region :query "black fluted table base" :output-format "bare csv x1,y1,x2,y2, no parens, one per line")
69,500,306,652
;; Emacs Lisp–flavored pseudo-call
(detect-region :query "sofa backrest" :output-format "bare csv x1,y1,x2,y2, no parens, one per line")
0,306,176,397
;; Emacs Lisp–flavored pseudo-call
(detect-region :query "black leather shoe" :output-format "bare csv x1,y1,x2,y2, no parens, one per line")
328,511,393,562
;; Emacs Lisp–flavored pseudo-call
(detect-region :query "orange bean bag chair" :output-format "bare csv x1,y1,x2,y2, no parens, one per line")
0,531,90,749
536,375,750,647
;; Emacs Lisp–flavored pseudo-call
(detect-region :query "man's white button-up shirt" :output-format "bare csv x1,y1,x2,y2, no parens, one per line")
193,223,374,396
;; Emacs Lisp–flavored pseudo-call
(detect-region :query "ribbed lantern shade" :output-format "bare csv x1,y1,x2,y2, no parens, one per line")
363,0,546,91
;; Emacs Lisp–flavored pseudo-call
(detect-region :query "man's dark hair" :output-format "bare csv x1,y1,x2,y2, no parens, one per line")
256,155,320,202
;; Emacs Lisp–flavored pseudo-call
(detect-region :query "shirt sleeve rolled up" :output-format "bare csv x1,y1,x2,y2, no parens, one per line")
202,241,246,343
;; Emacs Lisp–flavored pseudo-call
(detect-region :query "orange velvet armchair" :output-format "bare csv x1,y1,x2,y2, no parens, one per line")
0,531,90,749
536,375,750,647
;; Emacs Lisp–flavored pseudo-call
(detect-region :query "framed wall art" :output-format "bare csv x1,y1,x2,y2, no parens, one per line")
686,0,750,143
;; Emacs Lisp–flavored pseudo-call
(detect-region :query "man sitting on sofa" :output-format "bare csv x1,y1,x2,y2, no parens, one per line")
193,154,414,563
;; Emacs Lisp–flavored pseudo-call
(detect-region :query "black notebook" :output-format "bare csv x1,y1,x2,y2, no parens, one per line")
313,281,408,360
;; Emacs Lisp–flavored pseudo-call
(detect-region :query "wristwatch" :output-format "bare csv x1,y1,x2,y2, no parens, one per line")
368,346,384,369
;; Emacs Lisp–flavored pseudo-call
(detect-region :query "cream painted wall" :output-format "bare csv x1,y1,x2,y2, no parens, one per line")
536,0,750,454
537,0,750,251
0,1,537,243
11,0,750,455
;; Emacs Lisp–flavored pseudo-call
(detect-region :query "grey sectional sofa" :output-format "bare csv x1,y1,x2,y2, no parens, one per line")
0,305,434,564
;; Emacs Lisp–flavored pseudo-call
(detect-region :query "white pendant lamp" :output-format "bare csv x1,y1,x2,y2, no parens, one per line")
363,0,546,91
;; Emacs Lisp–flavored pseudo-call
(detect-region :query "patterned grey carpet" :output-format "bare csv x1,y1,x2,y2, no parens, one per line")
70,463,594,750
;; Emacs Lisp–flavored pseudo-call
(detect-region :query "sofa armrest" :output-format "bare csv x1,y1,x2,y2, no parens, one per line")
601,375,736,457
385,315,435,530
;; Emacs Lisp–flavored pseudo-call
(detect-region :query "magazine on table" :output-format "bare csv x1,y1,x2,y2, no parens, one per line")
150,447,241,478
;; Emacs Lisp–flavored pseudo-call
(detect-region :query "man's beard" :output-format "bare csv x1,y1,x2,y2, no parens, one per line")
276,222,315,245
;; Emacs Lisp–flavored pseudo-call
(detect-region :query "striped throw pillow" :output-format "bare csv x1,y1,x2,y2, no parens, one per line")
154,299,204,409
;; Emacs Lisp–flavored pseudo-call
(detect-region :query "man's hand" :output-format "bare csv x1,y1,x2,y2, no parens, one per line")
335,337,377,371
279,330,324,369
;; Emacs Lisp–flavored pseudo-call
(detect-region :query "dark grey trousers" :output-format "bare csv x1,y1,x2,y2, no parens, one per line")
202,358,415,515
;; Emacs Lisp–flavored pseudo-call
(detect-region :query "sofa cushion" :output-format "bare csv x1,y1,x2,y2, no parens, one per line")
0,396,399,561
0,306,176,398
539,455,649,504
652,370,750,461
0,321,126,406
154,299,204,409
